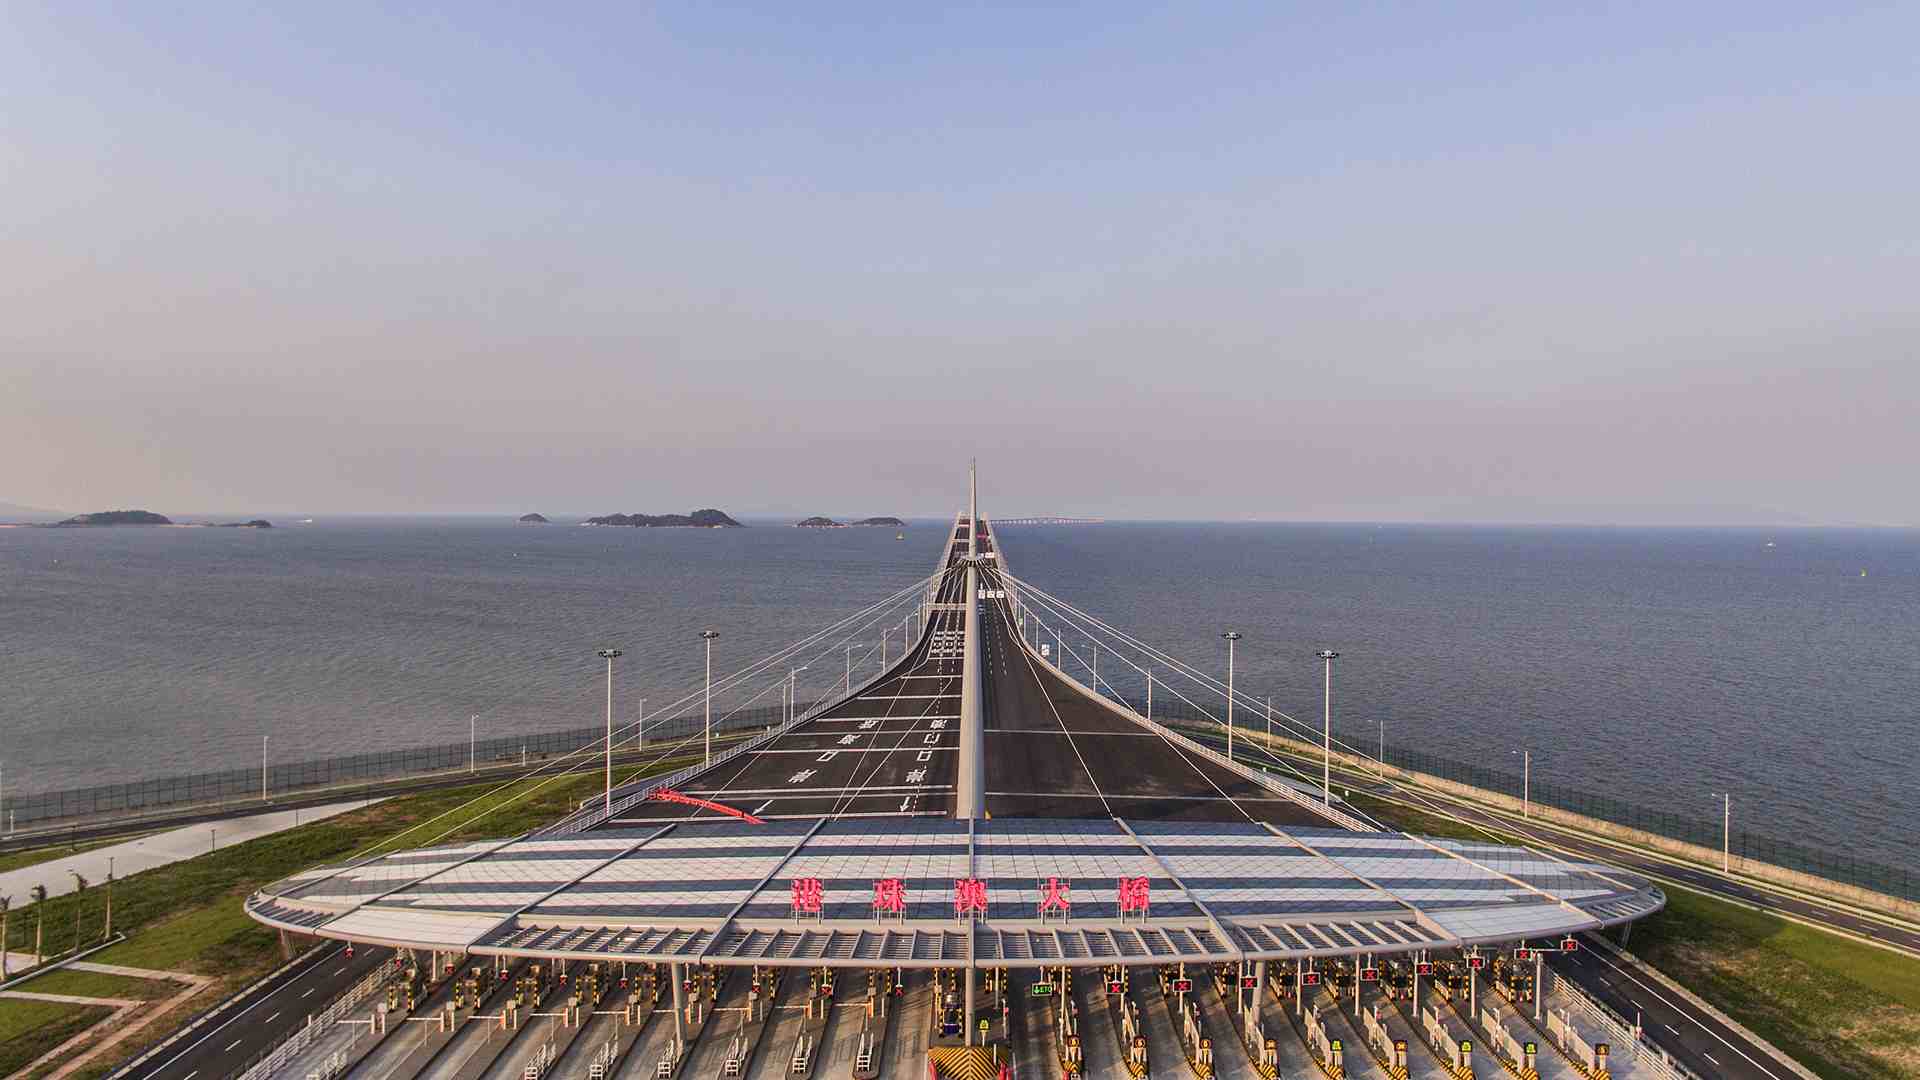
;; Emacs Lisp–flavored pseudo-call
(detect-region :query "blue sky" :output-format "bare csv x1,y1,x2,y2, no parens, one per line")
4,3,1915,522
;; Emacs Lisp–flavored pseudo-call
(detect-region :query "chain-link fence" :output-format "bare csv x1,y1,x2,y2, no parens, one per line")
1116,692,1920,904
1,702,790,831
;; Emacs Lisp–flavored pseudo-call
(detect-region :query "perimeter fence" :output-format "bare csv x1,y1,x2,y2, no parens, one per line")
1117,692,1920,904
2,702,790,832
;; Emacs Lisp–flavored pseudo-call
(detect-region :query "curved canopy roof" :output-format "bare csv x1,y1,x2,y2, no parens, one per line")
249,815,1663,969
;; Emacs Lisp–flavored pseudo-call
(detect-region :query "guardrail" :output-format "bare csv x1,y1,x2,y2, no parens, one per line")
1547,965,1698,1080
2,705,795,838
106,943,327,1080
228,959,395,1080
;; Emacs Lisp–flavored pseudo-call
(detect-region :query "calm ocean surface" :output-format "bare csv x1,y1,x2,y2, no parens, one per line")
2,518,1914,869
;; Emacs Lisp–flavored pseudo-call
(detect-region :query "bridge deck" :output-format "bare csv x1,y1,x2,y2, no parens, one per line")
599,518,977,826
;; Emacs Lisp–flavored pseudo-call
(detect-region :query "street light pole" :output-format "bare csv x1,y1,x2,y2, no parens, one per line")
261,735,269,803
469,715,477,773
597,649,623,809
1713,792,1731,873
845,643,853,691
1512,749,1531,817
701,631,720,764
1315,651,1339,804
1222,632,1242,761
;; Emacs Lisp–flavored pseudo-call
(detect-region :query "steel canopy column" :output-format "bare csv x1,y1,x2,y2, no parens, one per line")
671,961,687,1043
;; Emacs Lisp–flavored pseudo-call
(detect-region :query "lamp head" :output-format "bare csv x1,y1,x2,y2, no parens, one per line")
1316,649,1340,661
597,648,623,659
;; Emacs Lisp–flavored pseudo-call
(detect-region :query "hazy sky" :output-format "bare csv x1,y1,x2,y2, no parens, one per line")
4,4,1915,523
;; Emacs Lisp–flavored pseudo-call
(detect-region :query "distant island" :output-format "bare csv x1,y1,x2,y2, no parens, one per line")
518,513,550,524
56,510,173,526
50,511,274,528
583,509,743,528
794,515,904,528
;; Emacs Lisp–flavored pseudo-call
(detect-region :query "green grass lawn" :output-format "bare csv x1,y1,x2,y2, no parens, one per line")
0,752,698,1076
14,967,181,1001
1632,885,1920,1080
0,1000,111,1077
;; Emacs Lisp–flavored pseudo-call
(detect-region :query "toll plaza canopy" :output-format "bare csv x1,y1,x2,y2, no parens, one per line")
249,815,1664,969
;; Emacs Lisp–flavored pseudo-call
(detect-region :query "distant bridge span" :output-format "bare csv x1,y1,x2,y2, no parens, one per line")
992,515,1104,526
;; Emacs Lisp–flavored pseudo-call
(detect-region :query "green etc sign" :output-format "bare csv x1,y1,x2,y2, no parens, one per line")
1030,982,1055,997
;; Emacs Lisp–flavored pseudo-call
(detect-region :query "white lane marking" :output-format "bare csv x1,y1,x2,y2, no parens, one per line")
265,1011,280,1024
183,1073,199,1080
331,966,345,977
676,783,954,797
223,1038,243,1052
751,800,773,815
300,987,315,998
752,746,951,755
1704,1052,1720,1066
857,694,956,700
150,943,345,1067
1586,945,1788,1079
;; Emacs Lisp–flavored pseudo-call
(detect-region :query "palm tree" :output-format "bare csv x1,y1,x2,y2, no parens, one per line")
29,885,46,966
69,874,88,956
1,895,11,978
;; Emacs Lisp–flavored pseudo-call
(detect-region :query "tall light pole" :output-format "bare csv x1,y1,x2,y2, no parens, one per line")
701,631,720,764
1315,651,1339,804
469,715,478,773
597,649,622,809
261,735,269,803
788,667,807,726
845,643,853,691
1377,718,1385,766
1712,791,1731,873
1512,749,1531,817
1221,632,1242,761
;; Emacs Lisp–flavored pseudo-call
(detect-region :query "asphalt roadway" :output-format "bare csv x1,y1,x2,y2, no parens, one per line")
599,516,1343,830
116,940,392,1080
976,566,1340,827
602,515,977,825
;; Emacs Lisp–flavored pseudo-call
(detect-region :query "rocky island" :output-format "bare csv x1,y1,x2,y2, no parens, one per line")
56,510,173,526
583,509,743,528
216,519,274,528
796,515,903,528
518,513,550,524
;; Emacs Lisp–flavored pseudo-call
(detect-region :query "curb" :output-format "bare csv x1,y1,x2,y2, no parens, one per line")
0,934,129,993
105,941,331,1079
1582,933,1821,1080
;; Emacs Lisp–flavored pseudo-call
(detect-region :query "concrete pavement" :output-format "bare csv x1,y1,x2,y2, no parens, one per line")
0,798,378,904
